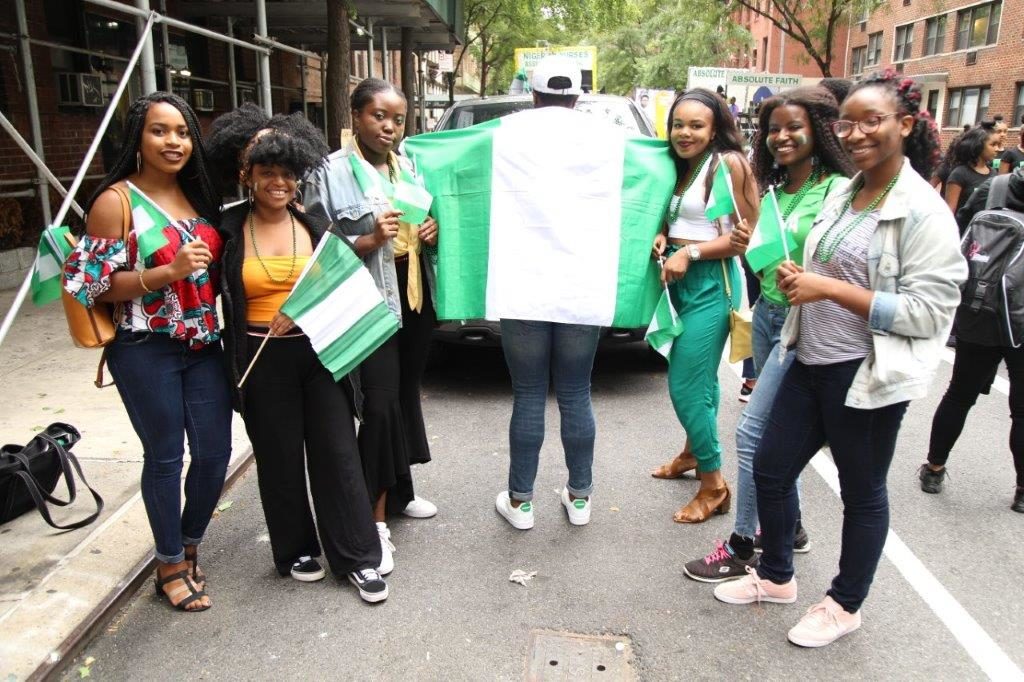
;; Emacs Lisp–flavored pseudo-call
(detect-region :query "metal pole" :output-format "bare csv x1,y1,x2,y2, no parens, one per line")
418,51,426,133
159,0,171,90
0,11,157,350
381,27,389,83
320,51,328,137
227,17,238,109
255,0,273,115
300,46,308,118
367,19,375,79
135,0,157,93
14,0,52,227
0,111,85,218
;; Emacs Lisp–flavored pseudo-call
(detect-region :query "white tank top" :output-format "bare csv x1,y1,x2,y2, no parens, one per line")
667,160,731,241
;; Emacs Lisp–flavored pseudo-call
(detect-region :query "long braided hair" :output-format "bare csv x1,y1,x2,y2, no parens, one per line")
86,92,219,224
847,70,942,178
752,86,855,192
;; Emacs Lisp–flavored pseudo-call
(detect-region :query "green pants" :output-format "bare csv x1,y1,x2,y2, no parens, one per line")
666,256,740,473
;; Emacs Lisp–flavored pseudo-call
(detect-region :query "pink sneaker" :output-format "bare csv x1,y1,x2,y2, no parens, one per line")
713,566,797,604
787,596,861,647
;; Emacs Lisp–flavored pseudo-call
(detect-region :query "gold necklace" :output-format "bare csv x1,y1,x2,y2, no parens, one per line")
248,209,297,284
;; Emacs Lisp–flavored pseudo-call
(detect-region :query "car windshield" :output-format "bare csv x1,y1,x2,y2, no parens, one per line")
574,99,646,135
440,97,650,136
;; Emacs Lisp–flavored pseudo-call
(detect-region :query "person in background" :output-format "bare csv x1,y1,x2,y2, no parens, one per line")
944,123,999,225
713,71,965,647
993,114,1009,159
999,115,1024,174
63,92,230,612
729,96,741,119
207,104,388,603
818,78,852,106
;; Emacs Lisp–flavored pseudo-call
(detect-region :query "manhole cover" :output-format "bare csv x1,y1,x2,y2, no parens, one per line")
525,630,634,681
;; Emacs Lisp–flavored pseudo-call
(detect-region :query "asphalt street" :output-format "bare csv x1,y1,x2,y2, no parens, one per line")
65,342,1023,680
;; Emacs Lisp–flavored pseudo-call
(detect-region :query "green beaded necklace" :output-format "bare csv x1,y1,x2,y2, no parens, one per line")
667,151,711,225
779,168,821,220
814,172,899,264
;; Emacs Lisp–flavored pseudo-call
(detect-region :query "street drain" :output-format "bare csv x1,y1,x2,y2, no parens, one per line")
526,630,634,681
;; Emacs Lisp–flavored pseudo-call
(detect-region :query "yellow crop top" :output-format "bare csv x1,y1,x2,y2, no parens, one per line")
242,256,309,324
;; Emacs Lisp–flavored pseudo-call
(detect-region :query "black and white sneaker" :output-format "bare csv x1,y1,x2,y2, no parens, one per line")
290,556,326,582
348,568,389,603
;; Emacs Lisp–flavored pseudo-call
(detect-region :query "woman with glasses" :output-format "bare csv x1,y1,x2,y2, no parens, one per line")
713,71,966,647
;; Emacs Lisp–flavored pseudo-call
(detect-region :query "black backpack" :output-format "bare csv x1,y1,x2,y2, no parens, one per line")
957,172,1024,347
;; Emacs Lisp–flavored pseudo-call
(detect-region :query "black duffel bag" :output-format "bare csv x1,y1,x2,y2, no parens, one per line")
0,423,104,530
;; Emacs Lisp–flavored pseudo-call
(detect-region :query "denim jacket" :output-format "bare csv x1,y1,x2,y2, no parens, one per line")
303,143,437,326
781,158,968,409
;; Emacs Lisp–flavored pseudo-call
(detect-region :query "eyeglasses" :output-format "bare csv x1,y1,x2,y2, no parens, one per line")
830,113,900,138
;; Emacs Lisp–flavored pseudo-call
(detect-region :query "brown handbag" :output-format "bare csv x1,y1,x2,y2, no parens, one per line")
60,187,131,385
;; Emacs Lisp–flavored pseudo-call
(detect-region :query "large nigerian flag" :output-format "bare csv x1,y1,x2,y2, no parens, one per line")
404,107,675,327
280,232,398,380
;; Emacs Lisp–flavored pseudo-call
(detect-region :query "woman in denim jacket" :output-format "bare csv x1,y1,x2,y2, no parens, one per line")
714,71,967,647
304,78,438,577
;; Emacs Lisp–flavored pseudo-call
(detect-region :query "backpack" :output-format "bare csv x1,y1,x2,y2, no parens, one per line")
957,172,1024,347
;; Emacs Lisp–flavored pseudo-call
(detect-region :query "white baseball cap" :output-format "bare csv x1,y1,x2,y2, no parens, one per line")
530,55,583,96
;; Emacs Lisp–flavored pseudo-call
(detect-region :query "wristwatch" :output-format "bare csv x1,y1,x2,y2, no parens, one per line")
686,244,702,261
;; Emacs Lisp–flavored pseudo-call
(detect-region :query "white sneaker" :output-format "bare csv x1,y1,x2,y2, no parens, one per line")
495,491,534,530
376,522,395,575
787,596,862,647
402,495,438,519
560,487,591,526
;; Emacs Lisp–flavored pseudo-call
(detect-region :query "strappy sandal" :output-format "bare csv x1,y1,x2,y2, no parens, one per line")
154,569,210,612
184,546,207,588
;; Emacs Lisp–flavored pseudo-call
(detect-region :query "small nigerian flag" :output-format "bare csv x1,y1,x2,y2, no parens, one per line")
31,225,73,306
126,181,171,258
392,180,433,225
745,186,797,274
645,283,684,359
280,232,398,380
704,155,736,221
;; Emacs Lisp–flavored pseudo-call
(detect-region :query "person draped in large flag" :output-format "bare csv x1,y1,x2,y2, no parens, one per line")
648,88,760,524
680,86,853,584
207,104,389,603
304,78,439,577
62,93,229,613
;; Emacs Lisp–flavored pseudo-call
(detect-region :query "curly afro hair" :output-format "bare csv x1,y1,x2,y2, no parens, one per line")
206,103,329,193
751,86,855,192
846,69,942,178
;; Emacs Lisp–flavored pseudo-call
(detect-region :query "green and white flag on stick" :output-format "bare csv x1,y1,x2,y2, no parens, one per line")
645,259,684,359
279,232,398,381
348,153,433,225
30,225,73,305
125,181,171,258
403,107,676,328
745,186,797,274
704,154,736,222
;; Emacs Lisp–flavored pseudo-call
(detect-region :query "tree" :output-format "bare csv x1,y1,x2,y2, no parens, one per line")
325,0,352,150
725,0,883,77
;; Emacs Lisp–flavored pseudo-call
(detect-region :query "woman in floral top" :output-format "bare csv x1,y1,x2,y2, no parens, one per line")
63,92,231,612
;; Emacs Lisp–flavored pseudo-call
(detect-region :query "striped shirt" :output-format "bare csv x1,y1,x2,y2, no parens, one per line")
797,209,880,366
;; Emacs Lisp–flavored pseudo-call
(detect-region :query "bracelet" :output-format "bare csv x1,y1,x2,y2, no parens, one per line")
139,270,152,293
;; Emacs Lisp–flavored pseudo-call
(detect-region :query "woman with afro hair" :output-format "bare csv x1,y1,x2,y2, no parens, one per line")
206,104,388,603
714,71,966,647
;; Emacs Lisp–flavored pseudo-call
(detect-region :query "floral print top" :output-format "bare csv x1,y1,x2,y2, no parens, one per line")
63,218,223,349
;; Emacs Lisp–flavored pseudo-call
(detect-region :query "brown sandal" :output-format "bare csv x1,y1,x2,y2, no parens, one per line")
673,484,731,523
155,569,210,612
651,452,699,480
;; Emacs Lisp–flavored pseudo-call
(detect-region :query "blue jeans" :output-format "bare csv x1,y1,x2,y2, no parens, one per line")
755,359,908,612
500,320,600,502
733,300,793,538
106,331,233,563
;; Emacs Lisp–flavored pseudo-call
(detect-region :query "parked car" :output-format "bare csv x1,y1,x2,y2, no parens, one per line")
425,94,656,347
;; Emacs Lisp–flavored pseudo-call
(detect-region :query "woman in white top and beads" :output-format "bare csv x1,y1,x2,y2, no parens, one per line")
650,88,760,524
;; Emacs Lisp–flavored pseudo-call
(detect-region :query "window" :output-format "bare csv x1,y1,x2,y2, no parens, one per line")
1015,84,1024,127
946,86,992,126
924,15,946,55
856,2,870,25
851,46,866,75
761,37,768,69
926,90,940,121
866,32,883,66
894,24,914,61
955,1,1001,50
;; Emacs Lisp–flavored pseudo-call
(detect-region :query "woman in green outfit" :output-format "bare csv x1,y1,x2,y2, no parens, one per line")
681,86,855,580
651,88,760,523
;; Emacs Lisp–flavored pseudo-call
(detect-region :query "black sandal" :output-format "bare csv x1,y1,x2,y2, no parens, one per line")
154,569,210,612
183,546,207,588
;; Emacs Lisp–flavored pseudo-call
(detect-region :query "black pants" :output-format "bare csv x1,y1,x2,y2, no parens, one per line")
396,255,436,466
928,339,1024,487
243,334,380,576
754,359,908,612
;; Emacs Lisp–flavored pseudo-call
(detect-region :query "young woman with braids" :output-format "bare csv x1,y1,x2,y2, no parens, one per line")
943,122,1000,222
649,88,760,523
683,86,855,582
304,78,439,575
206,105,387,602
714,72,967,647
63,93,229,612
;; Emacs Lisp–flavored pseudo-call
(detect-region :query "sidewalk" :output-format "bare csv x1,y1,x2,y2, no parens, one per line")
0,289,251,680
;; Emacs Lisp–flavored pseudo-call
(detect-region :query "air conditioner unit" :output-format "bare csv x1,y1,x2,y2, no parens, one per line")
57,73,103,107
965,51,977,65
193,89,215,111
238,87,257,105
895,62,905,73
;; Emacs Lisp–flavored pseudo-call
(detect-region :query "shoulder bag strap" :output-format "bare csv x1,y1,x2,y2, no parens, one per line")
92,187,133,389
720,259,736,312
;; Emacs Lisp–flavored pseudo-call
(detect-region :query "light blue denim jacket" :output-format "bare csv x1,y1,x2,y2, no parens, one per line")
303,143,437,326
781,158,968,409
